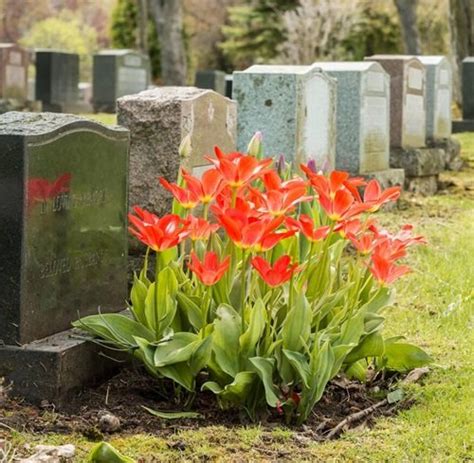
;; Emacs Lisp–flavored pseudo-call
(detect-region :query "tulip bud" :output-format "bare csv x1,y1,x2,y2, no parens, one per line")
179,134,192,159
247,131,263,158
277,155,286,176
306,159,317,173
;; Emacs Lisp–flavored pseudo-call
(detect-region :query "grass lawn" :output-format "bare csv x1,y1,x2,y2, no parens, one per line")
1,138,473,462
79,113,117,126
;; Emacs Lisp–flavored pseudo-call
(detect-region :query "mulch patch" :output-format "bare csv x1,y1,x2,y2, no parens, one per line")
0,366,410,442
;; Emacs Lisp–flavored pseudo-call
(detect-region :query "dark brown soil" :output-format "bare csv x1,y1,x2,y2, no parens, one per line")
0,366,408,442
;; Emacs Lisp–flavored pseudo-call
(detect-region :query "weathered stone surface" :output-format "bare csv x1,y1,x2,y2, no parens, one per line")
427,137,463,171
0,43,28,101
365,55,426,149
0,328,124,406
195,70,226,95
0,112,129,345
93,49,150,113
405,175,439,195
452,119,474,133
117,87,236,216
314,62,390,174
362,168,405,190
35,50,79,112
390,147,445,177
418,56,452,140
233,65,337,169
462,57,474,120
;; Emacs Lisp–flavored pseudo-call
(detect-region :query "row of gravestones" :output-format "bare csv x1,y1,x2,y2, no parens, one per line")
0,54,464,406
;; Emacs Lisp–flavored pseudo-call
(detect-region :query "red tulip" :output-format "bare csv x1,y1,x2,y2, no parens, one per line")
181,168,224,204
363,179,401,211
318,188,370,222
369,253,411,285
252,255,300,288
286,215,330,242
348,231,377,255
188,251,230,286
185,215,219,241
129,209,187,251
207,147,272,189
159,177,199,209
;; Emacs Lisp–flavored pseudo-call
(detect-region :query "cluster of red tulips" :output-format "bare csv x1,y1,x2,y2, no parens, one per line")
129,146,423,289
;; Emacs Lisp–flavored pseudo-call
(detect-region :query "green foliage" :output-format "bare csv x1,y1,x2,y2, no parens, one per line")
110,0,161,80
220,0,298,69
88,441,135,462
342,3,403,60
20,10,97,81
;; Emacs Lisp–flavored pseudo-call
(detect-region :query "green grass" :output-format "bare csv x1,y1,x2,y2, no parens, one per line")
79,113,117,126
2,156,474,462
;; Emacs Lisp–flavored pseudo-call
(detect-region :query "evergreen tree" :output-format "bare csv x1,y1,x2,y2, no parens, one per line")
110,0,161,80
220,0,298,69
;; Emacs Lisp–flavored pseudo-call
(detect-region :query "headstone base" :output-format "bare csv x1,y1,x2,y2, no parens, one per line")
390,147,445,177
93,102,116,114
427,137,463,171
0,329,124,406
452,119,474,133
405,175,439,196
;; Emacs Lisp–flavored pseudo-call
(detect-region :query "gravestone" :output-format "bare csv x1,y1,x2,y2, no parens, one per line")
35,50,79,112
0,112,129,404
462,57,474,120
93,49,151,113
117,87,237,216
195,70,226,95
418,56,452,140
364,55,426,148
313,62,399,181
0,43,28,100
233,65,337,170
225,74,233,99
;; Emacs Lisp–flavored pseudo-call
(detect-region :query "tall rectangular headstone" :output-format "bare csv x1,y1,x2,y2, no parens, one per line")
93,49,151,113
313,62,391,174
35,50,79,112
233,65,337,170
462,57,474,120
117,87,237,215
0,43,28,100
225,74,233,99
418,56,452,140
0,112,129,345
365,55,426,148
195,70,226,95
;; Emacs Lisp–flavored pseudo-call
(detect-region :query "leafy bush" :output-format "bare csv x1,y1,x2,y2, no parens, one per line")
75,136,431,423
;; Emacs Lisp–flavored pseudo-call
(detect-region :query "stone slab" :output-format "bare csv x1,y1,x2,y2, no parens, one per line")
0,43,28,101
361,168,405,189
390,147,445,177
405,175,439,195
452,119,474,133
0,328,123,406
427,137,463,171
195,70,226,95
462,57,474,120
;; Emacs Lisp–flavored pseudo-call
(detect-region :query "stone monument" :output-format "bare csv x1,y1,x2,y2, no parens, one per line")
0,112,129,404
452,57,474,134
233,65,337,170
0,43,28,101
195,70,226,95
92,49,151,113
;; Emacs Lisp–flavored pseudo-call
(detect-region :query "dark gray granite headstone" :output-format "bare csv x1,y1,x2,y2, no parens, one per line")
462,57,474,120
195,70,226,95
92,49,151,113
35,50,79,112
225,74,233,99
0,112,129,346
0,43,28,101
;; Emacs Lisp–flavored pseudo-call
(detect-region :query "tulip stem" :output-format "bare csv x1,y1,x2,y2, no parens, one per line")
155,251,161,337
240,251,249,332
203,203,210,220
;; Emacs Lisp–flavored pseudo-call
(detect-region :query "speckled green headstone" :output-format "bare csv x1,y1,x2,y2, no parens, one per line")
233,65,337,169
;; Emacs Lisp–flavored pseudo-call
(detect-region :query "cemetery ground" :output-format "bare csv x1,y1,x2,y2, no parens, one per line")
0,132,473,462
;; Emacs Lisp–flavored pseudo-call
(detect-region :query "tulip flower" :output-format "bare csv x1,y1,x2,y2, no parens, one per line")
208,147,272,189
185,215,220,241
318,188,370,222
159,177,199,209
181,168,224,204
286,215,330,242
188,251,230,286
363,179,401,212
251,187,312,217
129,211,187,252
369,253,411,286
252,255,300,288
348,231,377,255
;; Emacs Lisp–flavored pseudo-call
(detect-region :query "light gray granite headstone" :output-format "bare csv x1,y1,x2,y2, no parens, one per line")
418,56,452,140
313,62,390,174
364,55,426,149
117,87,237,215
233,65,337,170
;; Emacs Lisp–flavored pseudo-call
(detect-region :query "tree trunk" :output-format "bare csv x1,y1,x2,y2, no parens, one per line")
149,0,187,85
449,0,474,104
394,0,421,54
137,0,149,55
